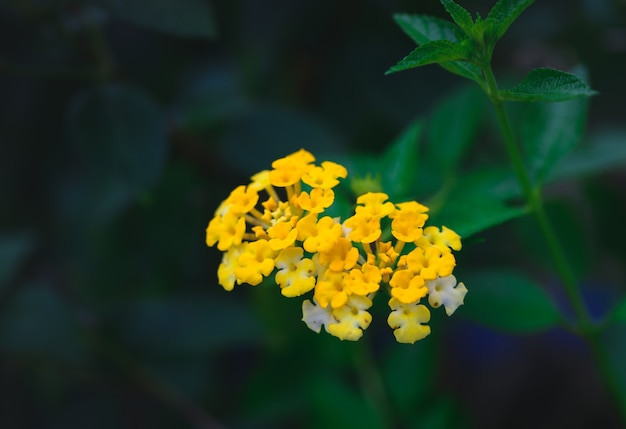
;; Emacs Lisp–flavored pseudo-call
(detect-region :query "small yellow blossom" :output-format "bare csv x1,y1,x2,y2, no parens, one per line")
418,225,462,252
298,215,342,254
301,161,348,189
344,214,382,243
221,185,259,215
205,213,246,251
345,263,381,295
389,268,428,304
327,295,373,341
391,201,429,242
296,188,335,213
217,245,244,291
354,192,396,218
267,220,298,251
274,247,316,297
318,237,359,272
314,270,350,309
387,297,431,344
269,149,315,187
234,240,276,286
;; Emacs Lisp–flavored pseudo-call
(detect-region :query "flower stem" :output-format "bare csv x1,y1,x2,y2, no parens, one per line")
481,63,626,423
354,339,395,429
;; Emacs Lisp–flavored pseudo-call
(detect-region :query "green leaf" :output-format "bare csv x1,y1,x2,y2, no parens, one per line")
521,84,590,185
440,60,484,84
486,0,536,41
460,269,563,332
500,68,598,102
440,0,474,34
386,40,469,75
381,120,422,200
610,297,626,325
393,13,462,45
428,167,526,238
548,128,626,182
430,191,528,238
0,232,35,291
99,0,217,38
392,14,483,83
426,84,486,175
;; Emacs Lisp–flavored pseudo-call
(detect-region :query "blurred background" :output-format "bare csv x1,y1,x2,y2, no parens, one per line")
1,0,626,428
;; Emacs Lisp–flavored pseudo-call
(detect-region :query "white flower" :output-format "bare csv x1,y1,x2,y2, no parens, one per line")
426,275,468,316
301,299,336,333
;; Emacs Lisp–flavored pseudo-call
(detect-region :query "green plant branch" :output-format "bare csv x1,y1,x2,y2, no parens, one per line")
354,339,395,429
482,64,589,324
481,61,626,423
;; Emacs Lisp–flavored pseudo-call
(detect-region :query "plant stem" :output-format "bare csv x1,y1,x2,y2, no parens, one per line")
355,339,395,429
481,63,626,423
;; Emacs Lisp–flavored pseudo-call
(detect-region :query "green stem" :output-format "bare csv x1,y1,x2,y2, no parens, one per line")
354,340,395,429
482,63,626,423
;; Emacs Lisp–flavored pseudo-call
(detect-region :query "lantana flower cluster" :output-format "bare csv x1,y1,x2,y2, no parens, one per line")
206,149,467,343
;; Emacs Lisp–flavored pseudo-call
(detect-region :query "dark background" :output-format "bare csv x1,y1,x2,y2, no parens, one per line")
1,0,626,428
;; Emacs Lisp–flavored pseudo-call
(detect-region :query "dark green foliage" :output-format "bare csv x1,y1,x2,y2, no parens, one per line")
521,89,590,186
2,0,626,428
500,68,598,102
96,0,217,38
386,40,470,75
460,270,562,332
485,0,536,41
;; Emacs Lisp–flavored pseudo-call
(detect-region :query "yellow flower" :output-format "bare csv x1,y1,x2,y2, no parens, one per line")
206,149,467,344
269,149,315,187
387,297,431,344
389,268,428,304
296,188,335,213
205,213,246,251
345,263,381,295
274,247,317,297
354,192,395,218
404,246,456,280
249,170,271,191
390,201,429,242
317,237,359,272
343,214,382,243
267,220,298,251
314,270,350,309
417,225,462,252
224,185,259,215
297,215,342,254
301,161,348,189
327,295,373,341
234,239,276,286
217,245,245,291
